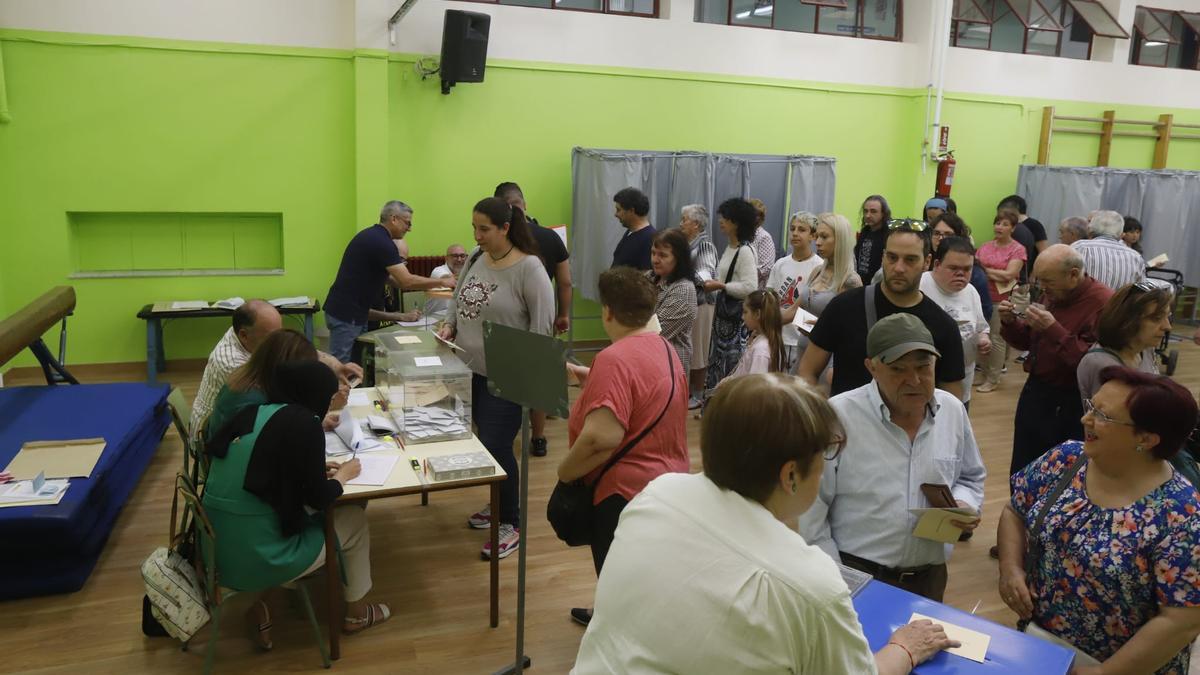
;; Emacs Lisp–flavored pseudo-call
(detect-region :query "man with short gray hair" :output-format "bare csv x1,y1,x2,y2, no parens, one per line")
1057,216,1089,245
800,312,985,601
324,200,455,363
1070,210,1145,291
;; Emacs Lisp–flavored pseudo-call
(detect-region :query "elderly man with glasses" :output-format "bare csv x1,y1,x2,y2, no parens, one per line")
423,244,469,319
800,313,986,601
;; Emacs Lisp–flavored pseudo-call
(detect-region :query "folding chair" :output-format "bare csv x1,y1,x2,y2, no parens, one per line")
176,476,330,673
166,388,209,488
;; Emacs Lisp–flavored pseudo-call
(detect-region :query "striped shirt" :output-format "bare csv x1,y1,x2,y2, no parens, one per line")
192,328,250,438
798,383,986,568
751,227,776,290
689,233,719,305
1070,235,1145,291
649,273,698,373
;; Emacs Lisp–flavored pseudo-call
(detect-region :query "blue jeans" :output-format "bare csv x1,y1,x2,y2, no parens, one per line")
326,314,366,365
472,374,522,526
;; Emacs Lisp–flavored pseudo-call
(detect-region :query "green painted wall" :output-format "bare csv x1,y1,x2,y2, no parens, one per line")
1,29,1198,369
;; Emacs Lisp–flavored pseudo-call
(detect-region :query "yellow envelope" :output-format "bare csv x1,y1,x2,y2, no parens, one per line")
910,507,976,544
910,612,991,663
3,438,106,479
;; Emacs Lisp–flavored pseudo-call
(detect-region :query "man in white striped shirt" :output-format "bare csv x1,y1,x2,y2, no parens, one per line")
1071,210,1145,291
798,313,986,601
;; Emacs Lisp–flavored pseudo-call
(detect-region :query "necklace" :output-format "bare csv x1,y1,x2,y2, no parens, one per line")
489,245,515,262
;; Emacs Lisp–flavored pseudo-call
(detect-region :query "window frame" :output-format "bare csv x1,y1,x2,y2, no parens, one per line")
1062,0,1128,39
461,0,660,19
1130,6,1191,69
722,0,903,42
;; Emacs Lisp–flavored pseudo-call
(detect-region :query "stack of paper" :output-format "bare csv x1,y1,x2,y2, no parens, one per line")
269,296,311,307
213,297,245,310
171,300,210,311
403,405,469,440
0,475,70,508
327,411,383,456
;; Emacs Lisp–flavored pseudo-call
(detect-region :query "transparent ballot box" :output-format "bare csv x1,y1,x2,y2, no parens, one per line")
382,350,472,445
363,327,441,388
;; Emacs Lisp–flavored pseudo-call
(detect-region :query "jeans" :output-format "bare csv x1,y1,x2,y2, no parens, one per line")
326,314,366,365
590,494,629,576
472,374,522,526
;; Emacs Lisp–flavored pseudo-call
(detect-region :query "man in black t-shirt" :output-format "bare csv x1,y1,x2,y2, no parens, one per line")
853,194,891,282
323,200,454,363
496,181,574,457
799,226,965,399
611,187,654,271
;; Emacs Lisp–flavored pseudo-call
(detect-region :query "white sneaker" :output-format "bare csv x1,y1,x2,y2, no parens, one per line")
481,523,519,560
467,505,491,529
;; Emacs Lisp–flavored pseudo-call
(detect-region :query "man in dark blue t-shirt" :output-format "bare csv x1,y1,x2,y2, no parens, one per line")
324,200,455,363
611,187,654,271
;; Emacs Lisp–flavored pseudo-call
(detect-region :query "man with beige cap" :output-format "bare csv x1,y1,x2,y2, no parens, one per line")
799,313,986,601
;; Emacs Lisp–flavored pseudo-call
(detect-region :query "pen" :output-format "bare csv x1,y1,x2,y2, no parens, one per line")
970,599,982,615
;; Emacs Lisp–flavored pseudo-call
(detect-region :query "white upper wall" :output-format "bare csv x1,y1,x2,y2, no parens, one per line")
3,0,1199,109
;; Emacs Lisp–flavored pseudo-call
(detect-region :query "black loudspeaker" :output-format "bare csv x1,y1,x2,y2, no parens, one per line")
440,10,490,95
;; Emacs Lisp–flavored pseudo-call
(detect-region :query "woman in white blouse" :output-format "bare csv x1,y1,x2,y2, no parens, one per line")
573,374,957,675
702,198,759,394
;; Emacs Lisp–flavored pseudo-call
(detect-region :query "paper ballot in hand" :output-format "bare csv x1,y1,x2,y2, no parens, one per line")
791,307,819,334
333,410,381,454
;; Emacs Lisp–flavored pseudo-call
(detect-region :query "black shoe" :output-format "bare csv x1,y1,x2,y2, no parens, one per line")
958,530,973,542
570,607,592,626
531,438,548,457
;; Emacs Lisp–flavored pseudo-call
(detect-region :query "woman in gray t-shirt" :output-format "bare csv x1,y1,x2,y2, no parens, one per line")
440,197,555,561
1077,283,1170,403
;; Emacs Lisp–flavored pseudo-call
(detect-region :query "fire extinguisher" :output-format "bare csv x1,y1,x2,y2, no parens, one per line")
935,152,956,198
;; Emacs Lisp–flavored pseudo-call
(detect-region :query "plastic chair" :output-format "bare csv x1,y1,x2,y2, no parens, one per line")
176,476,331,673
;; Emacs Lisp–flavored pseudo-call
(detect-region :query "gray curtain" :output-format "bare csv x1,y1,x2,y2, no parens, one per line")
1016,165,1200,286
571,148,837,302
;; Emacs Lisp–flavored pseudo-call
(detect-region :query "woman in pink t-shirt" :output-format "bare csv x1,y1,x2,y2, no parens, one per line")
975,209,1027,392
558,267,691,628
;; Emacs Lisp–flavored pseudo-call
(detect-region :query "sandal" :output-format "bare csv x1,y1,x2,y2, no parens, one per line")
343,603,391,635
245,600,273,651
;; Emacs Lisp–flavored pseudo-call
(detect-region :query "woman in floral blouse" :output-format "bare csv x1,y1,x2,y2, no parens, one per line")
997,365,1200,674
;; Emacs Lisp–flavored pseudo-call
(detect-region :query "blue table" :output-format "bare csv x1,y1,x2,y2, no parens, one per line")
852,581,1074,673
136,302,319,383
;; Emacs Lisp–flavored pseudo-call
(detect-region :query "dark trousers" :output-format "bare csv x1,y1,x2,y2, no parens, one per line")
1011,376,1084,479
589,494,630,576
472,374,522,525
840,552,948,602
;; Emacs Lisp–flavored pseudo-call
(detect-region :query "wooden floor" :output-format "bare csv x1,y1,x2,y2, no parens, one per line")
2,326,1199,674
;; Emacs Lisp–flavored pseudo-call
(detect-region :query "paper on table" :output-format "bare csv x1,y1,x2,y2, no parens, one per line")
3,439,106,479
325,431,349,456
213,297,245,310
346,455,399,486
909,612,990,663
333,410,381,453
791,307,819,334
269,296,311,307
392,335,422,345
347,390,372,407
0,476,68,501
397,318,431,327
170,299,210,309
910,507,976,544
414,356,443,367
367,415,398,434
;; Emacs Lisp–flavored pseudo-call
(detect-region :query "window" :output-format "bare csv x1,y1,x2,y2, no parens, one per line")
696,0,903,41
467,0,657,17
951,0,1127,60
1130,6,1200,69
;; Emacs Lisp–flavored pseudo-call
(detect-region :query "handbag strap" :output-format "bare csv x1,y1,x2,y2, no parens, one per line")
1025,453,1086,579
592,337,678,485
723,246,743,284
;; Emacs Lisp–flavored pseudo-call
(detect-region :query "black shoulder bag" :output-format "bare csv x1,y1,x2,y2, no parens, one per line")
713,245,745,323
547,338,677,547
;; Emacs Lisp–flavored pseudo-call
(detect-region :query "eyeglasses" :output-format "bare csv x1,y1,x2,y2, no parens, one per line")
449,253,469,259
1083,399,1135,427
823,433,846,461
887,218,929,232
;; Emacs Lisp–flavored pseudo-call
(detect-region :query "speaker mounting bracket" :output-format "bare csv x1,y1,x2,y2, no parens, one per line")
387,0,422,45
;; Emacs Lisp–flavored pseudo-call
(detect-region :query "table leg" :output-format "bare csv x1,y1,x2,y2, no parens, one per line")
145,319,159,384
490,481,500,628
154,320,166,373
324,510,342,660
304,314,315,342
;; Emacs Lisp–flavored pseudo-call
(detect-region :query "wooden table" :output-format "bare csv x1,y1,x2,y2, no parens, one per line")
135,301,320,384
323,399,506,661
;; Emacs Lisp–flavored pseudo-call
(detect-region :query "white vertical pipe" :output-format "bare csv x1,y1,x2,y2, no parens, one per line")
932,0,952,152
